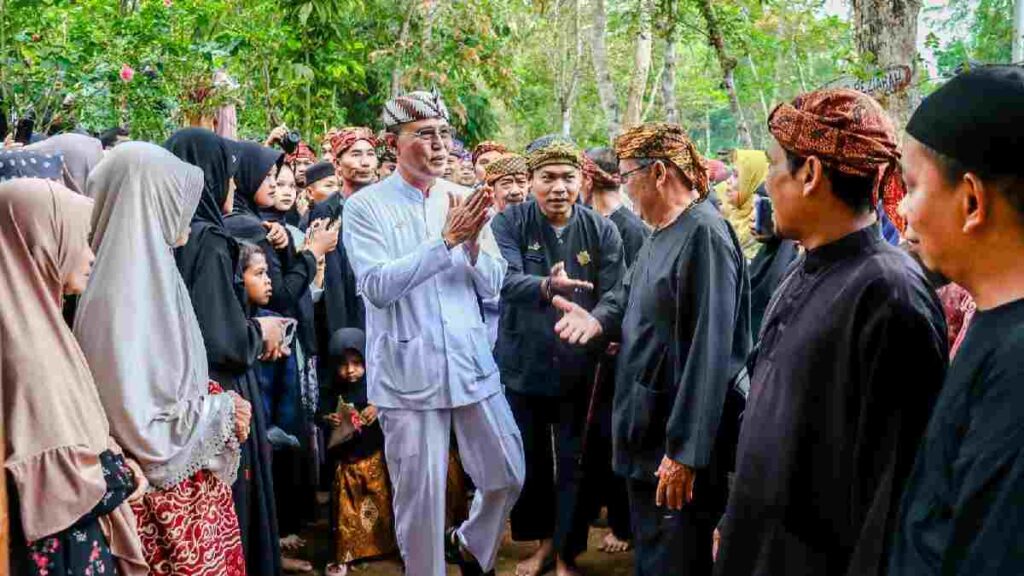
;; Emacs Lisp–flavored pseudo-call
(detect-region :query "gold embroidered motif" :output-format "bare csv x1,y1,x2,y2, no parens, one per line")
528,242,541,251
576,250,591,266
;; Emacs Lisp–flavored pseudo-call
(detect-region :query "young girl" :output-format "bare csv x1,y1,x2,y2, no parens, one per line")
322,328,397,575
240,241,318,574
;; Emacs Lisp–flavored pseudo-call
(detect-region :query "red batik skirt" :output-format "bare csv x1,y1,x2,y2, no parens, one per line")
131,470,246,576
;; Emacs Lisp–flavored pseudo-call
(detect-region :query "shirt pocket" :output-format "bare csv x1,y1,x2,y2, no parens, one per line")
626,379,671,454
374,334,431,394
470,324,498,379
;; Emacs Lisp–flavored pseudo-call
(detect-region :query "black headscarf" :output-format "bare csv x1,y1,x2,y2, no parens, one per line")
164,128,239,228
328,328,366,360
225,141,283,243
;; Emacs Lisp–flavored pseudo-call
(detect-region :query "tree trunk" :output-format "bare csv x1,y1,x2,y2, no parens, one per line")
590,0,620,140
642,58,664,122
390,2,416,98
850,0,922,127
696,0,753,147
705,108,712,154
661,0,680,124
622,0,655,129
1015,0,1024,62
555,0,582,137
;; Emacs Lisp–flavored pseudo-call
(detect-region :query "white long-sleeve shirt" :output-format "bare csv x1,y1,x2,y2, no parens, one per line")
342,173,507,409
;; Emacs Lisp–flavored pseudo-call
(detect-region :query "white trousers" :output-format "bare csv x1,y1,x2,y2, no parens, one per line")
378,392,525,576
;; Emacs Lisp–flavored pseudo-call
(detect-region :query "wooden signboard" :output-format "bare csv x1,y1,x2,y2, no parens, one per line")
824,65,914,97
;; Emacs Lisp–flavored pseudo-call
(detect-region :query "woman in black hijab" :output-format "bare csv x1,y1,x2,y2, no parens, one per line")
226,140,336,316
164,128,286,576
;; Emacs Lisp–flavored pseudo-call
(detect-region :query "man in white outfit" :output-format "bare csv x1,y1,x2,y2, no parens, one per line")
342,89,525,576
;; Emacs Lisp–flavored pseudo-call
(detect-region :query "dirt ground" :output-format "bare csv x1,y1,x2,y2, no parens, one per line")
298,507,635,576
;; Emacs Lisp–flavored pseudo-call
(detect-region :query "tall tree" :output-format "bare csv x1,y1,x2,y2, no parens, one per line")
391,3,417,97
590,0,620,139
1015,0,1024,61
696,0,753,147
554,0,583,136
661,0,680,124
850,0,922,126
623,0,655,128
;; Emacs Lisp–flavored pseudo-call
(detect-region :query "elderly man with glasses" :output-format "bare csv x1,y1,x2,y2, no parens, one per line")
341,90,525,576
553,122,751,576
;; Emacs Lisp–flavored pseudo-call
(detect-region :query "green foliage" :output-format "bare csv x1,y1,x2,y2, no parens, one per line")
0,0,986,154
925,0,1013,79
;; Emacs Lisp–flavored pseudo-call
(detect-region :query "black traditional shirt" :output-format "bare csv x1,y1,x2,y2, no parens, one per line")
716,225,948,576
890,297,1024,575
608,205,650,269
491,201,624,397
611,199,750,480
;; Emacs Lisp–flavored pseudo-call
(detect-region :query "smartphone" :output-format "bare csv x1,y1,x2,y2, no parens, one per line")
753,196,774,237
281,318,298,349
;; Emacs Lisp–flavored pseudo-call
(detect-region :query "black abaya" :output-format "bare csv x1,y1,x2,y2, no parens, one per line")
166,128,282,576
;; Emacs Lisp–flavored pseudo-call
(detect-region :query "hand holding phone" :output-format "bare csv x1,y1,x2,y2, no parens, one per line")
753,196,775,238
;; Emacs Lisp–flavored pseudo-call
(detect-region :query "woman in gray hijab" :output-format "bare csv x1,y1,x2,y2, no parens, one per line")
27,132,104,194
73,142,251,575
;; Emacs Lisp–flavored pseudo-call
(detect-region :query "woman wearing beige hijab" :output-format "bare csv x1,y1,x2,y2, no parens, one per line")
73,142,252,575
0,178,147,575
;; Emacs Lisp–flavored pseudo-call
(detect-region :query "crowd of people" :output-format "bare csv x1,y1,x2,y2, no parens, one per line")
2,62,1023,576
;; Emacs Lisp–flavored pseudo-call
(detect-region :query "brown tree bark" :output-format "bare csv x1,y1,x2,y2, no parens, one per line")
696,0,753,147
850,0,922,127
590,0,620,139
622,0,655,129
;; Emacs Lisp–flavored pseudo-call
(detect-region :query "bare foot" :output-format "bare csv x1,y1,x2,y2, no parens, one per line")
515,540,554,576
324,563,348,576
282,556,313,573
599,532,632,554
556,556,582,576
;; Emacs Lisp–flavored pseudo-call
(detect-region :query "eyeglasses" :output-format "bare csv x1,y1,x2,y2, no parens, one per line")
404,126,454,143
620,160,655,182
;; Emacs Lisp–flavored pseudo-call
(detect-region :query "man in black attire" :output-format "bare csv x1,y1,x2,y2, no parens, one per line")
890,65,1024,575
553,122,750,576
712,89,948,576
491,140,624,576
